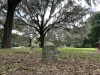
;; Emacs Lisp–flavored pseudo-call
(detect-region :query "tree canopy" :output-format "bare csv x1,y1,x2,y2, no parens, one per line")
15,0,87,47
83,12,100,47
0,0,93,48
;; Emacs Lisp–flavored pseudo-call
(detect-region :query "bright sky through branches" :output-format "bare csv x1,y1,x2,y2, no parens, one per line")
12,0,100,34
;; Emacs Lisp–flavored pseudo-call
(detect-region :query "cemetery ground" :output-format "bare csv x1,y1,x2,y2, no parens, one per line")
0,47,100,75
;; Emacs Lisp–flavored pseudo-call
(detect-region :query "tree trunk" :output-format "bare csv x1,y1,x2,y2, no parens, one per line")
39,34,45,48
1,0,21,48
29,39,32,47
1,8,14,48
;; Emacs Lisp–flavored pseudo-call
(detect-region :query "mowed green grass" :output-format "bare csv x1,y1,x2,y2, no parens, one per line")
58,47,100,61
0,47,97,54
33,47,100,61
0,47,100,61
58,47,97,53
34,47,97,53
0,47,31,55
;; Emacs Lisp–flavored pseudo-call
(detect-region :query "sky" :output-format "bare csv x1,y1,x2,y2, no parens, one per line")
95,5,100,11
12,0,100,34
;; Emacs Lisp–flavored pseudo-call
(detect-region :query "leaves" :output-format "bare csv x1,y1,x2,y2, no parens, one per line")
0,49,100,74
83,12,100,47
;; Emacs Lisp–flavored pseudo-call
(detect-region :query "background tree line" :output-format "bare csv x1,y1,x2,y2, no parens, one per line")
0,0,100,48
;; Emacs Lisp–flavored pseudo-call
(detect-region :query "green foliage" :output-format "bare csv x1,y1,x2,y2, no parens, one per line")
46,27,87,47
0,41,1,48
12,33,29,47
83,12,100,47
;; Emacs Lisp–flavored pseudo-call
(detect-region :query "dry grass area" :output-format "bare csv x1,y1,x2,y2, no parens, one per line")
0,50,100,75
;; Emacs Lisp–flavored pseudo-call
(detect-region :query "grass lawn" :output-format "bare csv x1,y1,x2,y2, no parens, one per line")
0,47,100,75
34,47,97,52
58,47,96,52
0,47,31,55
0,47,98,59
58,47,100,61
31,47,100,62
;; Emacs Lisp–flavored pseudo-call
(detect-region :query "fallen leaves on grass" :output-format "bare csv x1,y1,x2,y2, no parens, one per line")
0,50,100,75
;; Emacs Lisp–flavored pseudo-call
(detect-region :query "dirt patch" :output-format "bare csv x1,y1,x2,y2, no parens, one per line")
0,50,100,75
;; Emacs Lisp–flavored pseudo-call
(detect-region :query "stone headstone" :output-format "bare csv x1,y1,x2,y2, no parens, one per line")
44,41,55,46
42,45,58,61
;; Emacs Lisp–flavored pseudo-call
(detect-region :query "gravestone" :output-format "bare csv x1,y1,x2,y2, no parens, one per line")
42,45,59,61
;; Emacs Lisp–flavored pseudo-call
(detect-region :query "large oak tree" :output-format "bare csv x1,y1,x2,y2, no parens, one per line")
1,0,21,48
16,0,87,48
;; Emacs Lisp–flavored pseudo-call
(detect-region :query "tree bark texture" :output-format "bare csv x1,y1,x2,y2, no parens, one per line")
39,33,45,48
28,39,32,47
1,0,21,48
